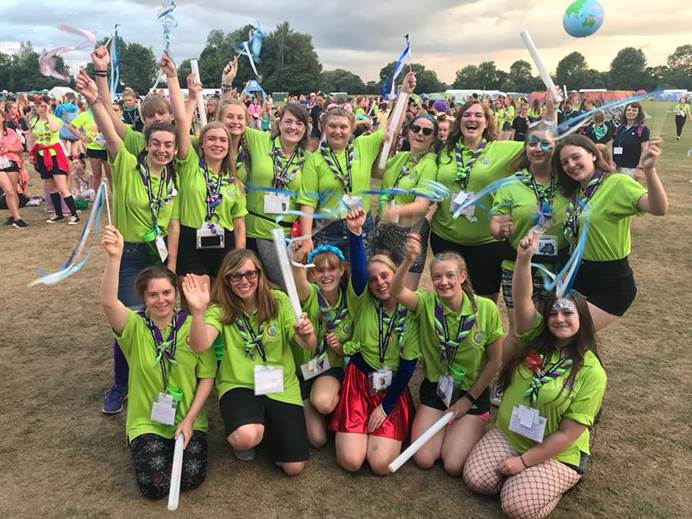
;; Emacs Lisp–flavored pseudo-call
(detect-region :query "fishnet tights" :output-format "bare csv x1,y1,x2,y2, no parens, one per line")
463,428,581,519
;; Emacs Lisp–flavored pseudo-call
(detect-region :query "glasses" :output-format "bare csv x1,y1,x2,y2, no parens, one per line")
226,269,259,283
410,124,434,136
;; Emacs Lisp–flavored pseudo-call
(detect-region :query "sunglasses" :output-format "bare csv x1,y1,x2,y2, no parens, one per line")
410,124,434,136
226,269,259,283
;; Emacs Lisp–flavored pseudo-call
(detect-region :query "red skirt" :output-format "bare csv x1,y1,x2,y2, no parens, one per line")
328,361,414,441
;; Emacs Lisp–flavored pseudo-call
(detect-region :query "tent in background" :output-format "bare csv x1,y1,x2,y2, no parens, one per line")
48,86,77,99
242,80,267,99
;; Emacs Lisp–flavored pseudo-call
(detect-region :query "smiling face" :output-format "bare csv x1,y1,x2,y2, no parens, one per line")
526,130,555,167
311,255,345,294
408,117,435,154
143,277,176,320
221,104,247,136
145,130,177,167
368,261,395,301
201,127,229,162
279,111,306,146
625,104,639,122
430,259,465,300
437,120,450,143
547,298,580,342
559,144,596,184
227,258,259,300
324,114,353,150
459,103,487,142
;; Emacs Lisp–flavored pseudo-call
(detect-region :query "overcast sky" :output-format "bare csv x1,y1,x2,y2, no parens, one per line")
1,0,690,83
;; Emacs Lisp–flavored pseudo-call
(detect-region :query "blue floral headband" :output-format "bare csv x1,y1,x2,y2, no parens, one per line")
307,244,345,264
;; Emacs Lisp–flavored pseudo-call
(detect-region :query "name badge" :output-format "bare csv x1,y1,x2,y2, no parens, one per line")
368,367,392,394
264,192,290,214
254,365,284,395
300,355,331,381
155,235,169,263
341,194,363,211
94,133,106,146
509,404,547,443
196,222,225,249
451,191,477,222
436,373,455,408
537,234,558,256
0,156,11,169
151,392,177,426
613,147,623,155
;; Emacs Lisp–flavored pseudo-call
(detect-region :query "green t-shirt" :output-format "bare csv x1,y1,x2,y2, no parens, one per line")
114,309,217,442
71,110,105,150
292,284,351,372
176,146,247,231
241,128,308,239
206,290,303,406
674,103,691,117
573,174,646,261
123,125,146,156
491,170,569,270
496,316,606,466
298,130,385,214
109,144,179,243
411,291,503,390
31,117,63,155
382,151,438,206
342,281,420,370
432,140,523,245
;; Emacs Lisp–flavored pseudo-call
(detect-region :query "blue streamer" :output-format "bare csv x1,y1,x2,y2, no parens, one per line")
158,1,178,55
109,25,120,95
451,174,522,219
29,183,106,287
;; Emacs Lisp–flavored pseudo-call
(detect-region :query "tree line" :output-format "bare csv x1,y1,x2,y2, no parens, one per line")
0,22,690,95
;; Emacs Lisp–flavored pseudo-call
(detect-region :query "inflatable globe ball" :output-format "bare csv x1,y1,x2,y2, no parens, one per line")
563,0,605,38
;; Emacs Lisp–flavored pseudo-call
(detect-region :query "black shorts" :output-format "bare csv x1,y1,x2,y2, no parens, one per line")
0,160,20,173
35,154,68,179
219,388,309,463
419,378,490,415
299,367,343,401
430,232,510,296
176,224,235,277
86,148,108,161
572,257,636,316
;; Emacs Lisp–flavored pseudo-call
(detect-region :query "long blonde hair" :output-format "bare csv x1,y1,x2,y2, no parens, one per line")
431,252,477,312
210,249,278,324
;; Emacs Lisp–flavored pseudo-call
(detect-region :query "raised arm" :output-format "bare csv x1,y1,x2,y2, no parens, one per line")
637,137,668,216
91,46,128,139
99,226,129,334
345,208,368,295
181,274,218,353
160,53,186,128
176,73,200,159
75,69,121,158
220,56,238,102
390,233,421,311
512,232,539,335
291,241,312,303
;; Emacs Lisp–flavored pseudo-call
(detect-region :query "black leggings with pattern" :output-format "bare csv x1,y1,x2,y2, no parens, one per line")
129,431,208,500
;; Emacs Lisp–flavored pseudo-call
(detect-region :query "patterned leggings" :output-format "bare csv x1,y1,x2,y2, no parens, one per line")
463,428,581,519
129,431,208,500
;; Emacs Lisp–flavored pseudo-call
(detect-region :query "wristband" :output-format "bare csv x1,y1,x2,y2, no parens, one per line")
94,71,108,77
87,96,103,107
463,391,477,404
520,455,530,469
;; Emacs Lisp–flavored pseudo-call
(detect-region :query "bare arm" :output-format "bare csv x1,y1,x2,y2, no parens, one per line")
161,53,186,127
220,56,238,102
637,137,668,216
176,73,199,159
233,217,246,249
390,233,421,311
46,113,61,133
91,46,128,139
512,232,538,335
75,69,121,158
99,226,129,334
181,275,219,353
521,418,587,467
291,243,312,303
165,219,180,273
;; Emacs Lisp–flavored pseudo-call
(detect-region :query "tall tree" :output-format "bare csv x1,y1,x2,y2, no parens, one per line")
609,47,648,89
378,62,445,94
261,22,322,94
321,69,365,94
508,59,539,92
452,65,481,89
666,45,692,89
555,52,588,90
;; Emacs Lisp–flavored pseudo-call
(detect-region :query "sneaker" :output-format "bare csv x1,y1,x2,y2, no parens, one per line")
12,219,29,229
67,215,81,225
46,214,65,223
233,447,256,461
490,385,503,407
3,216,15,226
102,383,128,414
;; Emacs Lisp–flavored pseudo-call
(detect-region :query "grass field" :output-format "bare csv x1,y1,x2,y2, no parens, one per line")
0,102,690,518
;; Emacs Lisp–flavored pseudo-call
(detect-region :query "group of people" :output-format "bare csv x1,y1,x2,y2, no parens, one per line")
1,41,672,517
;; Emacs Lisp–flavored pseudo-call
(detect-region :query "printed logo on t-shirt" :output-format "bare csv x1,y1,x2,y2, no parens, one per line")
267,324,278,337
473,331,485,345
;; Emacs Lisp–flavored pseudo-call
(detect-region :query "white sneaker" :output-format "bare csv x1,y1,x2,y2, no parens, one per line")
67,215,81,225
490,385,502,407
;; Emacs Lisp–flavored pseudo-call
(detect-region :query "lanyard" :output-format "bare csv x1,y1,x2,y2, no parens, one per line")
141,310,186,391
376,302,402,366
453,140,487,190
235,315,266,362
525,353,573,405
563,170,606,247
321,142,353,193
315,288,348,357
200,158,230,222
433,297,476,369
137,154,174,232
270,141,301,189
520,171,557,227
386,153,423,202
614,124,639,148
